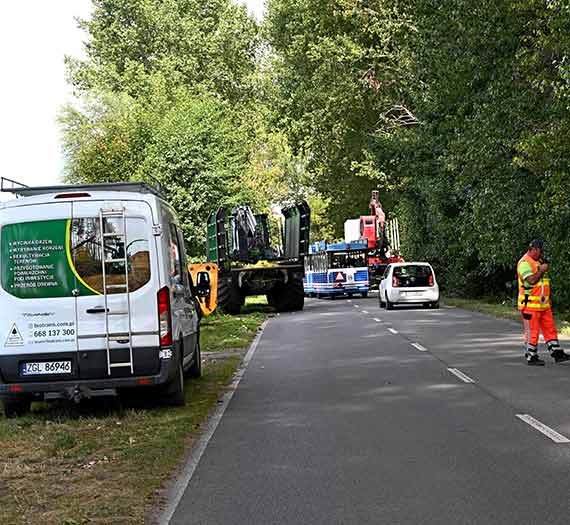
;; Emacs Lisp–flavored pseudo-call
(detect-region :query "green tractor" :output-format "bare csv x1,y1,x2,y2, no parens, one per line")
207,202,310,314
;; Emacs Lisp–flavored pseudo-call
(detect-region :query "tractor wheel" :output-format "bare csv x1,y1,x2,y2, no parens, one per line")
272,278,305,312
266,290,276,307
217,277,243,315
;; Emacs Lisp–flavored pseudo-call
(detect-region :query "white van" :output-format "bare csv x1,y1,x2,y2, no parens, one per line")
0,180,208,417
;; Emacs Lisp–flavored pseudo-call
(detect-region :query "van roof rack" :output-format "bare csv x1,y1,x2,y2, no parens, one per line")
0,178,166,199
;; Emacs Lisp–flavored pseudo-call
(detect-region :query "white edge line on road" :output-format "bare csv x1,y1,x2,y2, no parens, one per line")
388,328,398,334
362,310,369,314
411,342,427,352
159,319,269,525
373,318,381,323
447,367,475,384
516,414,570,444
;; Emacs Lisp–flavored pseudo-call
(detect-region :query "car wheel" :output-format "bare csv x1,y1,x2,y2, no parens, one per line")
385,293,394,310
361,292,368,298
379,295,386,308
3,396,32,418
431,301,440,309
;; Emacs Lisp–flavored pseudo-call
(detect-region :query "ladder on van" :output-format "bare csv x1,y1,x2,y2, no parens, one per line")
99,208,134,375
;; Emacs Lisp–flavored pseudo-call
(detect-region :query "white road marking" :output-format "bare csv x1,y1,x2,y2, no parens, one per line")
373,318,382,323
159,321,269,524
362,310,369,314
411,342,427,352
447,368,475,384
347,299,352,303
516,414,570,444
354,305,359,308
388,328,398,334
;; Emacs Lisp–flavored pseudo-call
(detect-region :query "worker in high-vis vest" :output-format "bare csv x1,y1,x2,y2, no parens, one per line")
517,239,569,365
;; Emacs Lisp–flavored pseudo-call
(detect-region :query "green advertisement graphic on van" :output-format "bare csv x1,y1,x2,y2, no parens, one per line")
1,219,99,299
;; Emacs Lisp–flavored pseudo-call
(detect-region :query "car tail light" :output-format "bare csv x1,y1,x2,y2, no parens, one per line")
392,276,399,287
428,274,434,286
157,286,172,347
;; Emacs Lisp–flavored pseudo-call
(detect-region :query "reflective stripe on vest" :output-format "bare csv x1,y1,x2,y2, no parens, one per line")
517,254,551,311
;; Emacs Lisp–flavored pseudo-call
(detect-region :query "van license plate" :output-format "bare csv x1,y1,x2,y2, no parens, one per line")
20,361,72,376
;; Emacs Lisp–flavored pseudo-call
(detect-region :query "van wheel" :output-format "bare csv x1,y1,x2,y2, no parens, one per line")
162,359,185,406
187,330,202,378
3,396,32,418
385,293,394,310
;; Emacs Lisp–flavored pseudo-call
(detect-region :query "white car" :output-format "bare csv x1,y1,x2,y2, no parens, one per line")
378,262,439,310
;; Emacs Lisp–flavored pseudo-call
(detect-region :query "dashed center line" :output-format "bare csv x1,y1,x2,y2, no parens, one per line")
447,368,475,384
354,305,359,308
411,342,427,352
373,318,381,323
362,310,369,314
516,414,570,444
387,328,398,334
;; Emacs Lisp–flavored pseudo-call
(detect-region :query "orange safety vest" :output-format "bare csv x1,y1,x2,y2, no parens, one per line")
517,254,551,311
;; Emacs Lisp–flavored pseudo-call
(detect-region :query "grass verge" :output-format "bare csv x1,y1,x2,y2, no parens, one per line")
444,296,570,335
0,297,270,524
201,296,272,353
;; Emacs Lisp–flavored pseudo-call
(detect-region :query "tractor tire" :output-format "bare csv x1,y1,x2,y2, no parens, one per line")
273,278,305,312
266,290,276,308
217,277,243,315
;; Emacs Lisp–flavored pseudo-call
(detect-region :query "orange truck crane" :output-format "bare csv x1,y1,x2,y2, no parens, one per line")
345,191,402,288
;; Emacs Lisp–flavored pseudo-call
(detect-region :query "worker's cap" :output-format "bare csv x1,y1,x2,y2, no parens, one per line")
529,239,545,250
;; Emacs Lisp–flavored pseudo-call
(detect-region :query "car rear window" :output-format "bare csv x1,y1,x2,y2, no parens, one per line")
393,265,433,287
0,217,151,299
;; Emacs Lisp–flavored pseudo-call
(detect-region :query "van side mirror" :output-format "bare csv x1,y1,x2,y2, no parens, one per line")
195,271,211,298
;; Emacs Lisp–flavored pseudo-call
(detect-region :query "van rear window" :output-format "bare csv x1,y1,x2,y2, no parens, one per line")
70,217,150,295
1,217,150,299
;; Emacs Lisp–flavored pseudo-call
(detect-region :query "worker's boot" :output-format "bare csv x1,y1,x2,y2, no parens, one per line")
547,341,570,363
551,349,570,363
525,351,545,366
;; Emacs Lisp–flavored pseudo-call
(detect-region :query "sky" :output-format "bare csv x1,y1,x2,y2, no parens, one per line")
0,0,264,197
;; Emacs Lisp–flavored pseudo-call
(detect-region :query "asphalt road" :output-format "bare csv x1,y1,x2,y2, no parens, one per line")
170,296,570,524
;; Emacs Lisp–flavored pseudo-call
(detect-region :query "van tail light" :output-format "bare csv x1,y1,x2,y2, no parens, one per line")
157,286,172,347
392,276,399,288
428,274,434,287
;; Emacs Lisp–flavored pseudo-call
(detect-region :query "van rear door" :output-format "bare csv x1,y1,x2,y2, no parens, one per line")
0,203,79,381
70,200,160,378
